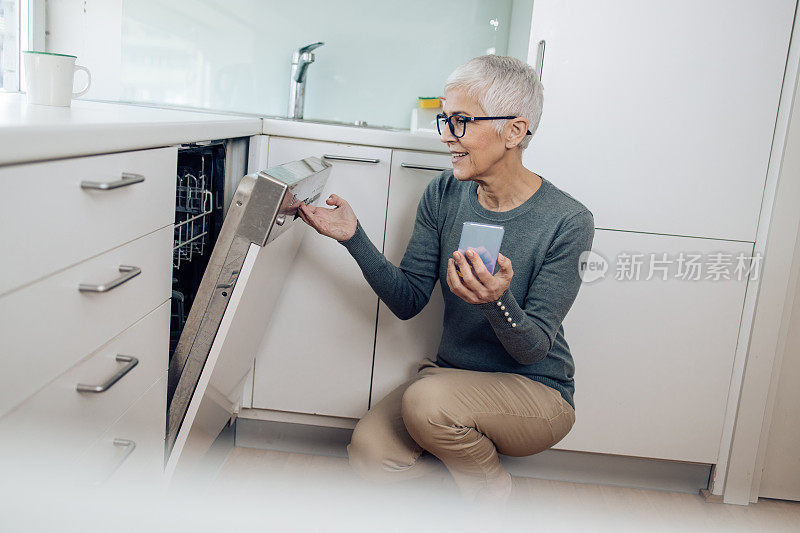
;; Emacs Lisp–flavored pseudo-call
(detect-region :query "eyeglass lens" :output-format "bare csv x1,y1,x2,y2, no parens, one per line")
437,115,467,137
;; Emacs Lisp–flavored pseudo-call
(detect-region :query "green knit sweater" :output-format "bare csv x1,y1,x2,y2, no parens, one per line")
340,170,595,409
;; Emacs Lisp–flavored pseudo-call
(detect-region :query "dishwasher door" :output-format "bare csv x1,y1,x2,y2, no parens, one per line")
165,157,330,478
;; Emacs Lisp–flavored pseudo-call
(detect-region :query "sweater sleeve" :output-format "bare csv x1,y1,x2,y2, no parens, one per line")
338,179,441,320
477,210,596,365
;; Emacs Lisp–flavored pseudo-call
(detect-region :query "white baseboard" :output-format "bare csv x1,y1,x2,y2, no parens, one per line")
239,407,357,429
235,417,711,494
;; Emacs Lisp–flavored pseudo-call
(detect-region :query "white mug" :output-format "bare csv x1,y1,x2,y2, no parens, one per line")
22,51,91,107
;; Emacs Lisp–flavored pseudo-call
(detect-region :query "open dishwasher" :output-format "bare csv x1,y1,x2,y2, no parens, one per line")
165,155,331,477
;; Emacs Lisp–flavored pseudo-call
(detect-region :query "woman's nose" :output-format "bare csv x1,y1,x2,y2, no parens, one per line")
439,124,456,142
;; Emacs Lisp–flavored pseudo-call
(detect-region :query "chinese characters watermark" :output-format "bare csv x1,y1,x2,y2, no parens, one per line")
579,250,763,283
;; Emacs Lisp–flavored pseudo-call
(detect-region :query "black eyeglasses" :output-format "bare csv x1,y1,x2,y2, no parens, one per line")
436,113,533,138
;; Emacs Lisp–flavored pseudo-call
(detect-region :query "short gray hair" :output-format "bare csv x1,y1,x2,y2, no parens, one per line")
444,55,543,150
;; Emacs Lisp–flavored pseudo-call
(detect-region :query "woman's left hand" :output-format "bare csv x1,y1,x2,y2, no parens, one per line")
446,249,514,305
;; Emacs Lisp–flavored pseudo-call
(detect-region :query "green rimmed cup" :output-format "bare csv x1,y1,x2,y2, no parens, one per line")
22,50,90,107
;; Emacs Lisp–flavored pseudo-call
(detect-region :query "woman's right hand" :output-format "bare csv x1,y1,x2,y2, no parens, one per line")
297,194,358,242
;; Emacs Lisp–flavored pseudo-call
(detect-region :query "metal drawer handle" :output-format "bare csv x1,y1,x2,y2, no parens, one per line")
112,438,136,463
91,438,136,485
322,154,380,164
76,355,139,393
81,172,145,191
400,163,450,172
79,265,141,293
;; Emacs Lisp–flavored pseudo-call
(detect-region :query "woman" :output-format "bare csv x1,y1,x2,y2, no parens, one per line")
297,55,595,504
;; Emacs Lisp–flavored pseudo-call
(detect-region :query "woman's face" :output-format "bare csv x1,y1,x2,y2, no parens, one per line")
440,87,507,182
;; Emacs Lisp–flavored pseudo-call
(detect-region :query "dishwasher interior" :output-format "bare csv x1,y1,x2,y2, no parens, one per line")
170,142,232,359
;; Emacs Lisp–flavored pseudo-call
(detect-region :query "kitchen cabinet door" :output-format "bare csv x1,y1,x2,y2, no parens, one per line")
251,137,391,418
555,229,753,463
524,0,794,241
370,150,451,406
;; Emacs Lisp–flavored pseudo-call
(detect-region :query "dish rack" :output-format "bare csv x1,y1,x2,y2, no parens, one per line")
170,142,229,359
173,168,214,269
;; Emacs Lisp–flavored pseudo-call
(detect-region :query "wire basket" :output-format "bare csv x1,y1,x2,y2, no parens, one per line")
174,171,213,269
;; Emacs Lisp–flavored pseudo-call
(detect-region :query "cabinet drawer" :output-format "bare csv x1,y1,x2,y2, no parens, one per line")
0,146,177,296
0,226,172,417
76,375,167,488
0,301,168,477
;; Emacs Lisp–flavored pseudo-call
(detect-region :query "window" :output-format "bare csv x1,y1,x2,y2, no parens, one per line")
1,1,44,92
0,0,20,91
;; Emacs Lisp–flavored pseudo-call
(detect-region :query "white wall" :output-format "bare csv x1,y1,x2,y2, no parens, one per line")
45,0,122,101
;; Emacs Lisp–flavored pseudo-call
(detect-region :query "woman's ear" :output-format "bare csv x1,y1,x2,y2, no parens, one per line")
504,117,530,149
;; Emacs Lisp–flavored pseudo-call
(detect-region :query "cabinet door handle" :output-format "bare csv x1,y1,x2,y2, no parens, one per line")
78,265,141,293
322,154,380,164
400,163,450,172
80,172,145,190
536,39,546,81
76,355,139,393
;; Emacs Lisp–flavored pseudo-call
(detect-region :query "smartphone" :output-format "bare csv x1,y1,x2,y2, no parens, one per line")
456,222,505,277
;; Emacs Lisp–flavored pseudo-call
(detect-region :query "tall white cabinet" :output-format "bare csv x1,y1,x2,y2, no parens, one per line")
524,0,795,241
508,0,793,462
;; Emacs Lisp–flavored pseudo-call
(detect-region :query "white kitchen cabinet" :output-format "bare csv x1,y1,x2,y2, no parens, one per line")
0,225,173,418
0,301,169,477
370,150,450,406
251,137,391,418
523,0,794,241
0,147,177,296
555,230,753,463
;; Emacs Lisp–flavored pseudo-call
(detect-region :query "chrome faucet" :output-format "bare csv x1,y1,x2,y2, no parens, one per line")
288,42,325,119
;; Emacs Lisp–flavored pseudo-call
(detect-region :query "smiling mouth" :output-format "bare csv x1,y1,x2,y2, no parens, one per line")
451,152,468,162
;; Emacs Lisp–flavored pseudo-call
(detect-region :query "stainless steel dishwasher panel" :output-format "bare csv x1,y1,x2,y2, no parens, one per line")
165,157,330,476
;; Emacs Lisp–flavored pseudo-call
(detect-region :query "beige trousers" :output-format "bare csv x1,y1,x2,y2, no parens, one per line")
346,357,575,501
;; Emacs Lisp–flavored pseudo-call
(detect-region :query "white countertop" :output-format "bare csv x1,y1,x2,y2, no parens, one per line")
0,93,447,166
0,93,262,166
